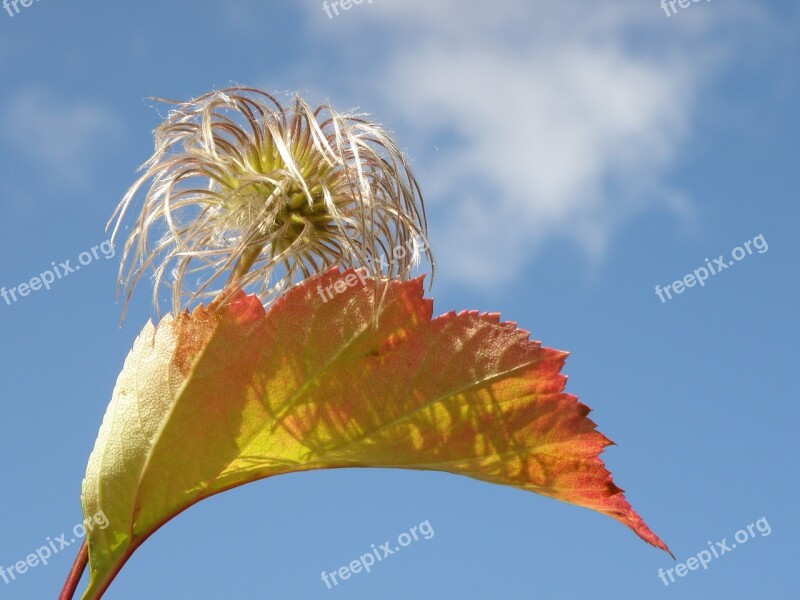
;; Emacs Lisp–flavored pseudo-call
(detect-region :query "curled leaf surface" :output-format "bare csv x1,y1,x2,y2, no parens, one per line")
80,270,669,598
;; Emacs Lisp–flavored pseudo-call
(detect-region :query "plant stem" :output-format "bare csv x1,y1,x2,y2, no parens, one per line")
59,541,87,600
231,243,264,283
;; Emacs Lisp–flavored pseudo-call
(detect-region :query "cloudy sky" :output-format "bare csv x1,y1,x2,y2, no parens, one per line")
0,1,797,599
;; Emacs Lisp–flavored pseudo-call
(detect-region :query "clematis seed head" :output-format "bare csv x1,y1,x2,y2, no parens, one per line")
110,86,433,316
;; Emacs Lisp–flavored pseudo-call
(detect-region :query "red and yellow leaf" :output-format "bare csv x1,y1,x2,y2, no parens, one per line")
80,269,669,599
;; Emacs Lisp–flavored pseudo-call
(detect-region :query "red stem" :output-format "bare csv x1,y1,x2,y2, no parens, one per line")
59,541,88,600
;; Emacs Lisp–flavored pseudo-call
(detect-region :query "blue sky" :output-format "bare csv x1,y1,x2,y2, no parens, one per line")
0,0,798,598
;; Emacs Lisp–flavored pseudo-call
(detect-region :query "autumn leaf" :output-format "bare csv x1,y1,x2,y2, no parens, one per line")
79,269,669,598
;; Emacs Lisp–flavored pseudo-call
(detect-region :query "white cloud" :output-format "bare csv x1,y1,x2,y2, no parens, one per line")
3,88,124,191
300,0,760,287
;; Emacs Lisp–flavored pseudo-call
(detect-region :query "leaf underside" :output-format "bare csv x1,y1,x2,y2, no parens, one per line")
80,269,669,598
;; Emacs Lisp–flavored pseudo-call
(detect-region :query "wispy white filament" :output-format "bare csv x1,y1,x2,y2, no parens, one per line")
110,87,433,316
